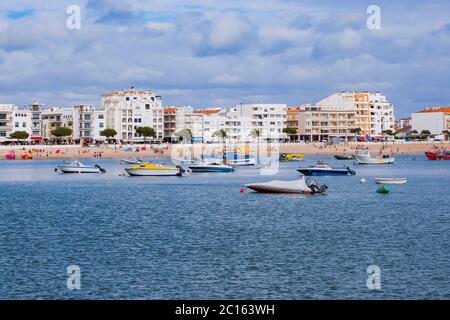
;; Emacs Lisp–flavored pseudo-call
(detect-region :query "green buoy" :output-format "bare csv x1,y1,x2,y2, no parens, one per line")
376,184,390,194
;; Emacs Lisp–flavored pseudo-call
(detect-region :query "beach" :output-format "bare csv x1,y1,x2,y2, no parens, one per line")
1,141,449,161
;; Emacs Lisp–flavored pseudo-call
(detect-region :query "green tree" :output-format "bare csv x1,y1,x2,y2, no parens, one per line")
175,128,194,159
10,131,29,143
350,128,362,135
283,127,298,141
250,128,262,165
382,129,394,136
51,127,72,143
213,129,227,164
420,130,431,140
136,126,156,143
442,130,450,141
100,128,118,144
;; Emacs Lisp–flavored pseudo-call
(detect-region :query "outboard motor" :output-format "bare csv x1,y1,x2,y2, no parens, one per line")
306,177,328,194
176,165,191,177
95,164,106,173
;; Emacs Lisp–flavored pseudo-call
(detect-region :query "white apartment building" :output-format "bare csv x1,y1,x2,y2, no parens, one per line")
0,104,16,141
41,108,73,140
315,91,395,137
194,108,225,143
102,88,164,143
73,104,96,144
412,107,450,135
164,106,204,142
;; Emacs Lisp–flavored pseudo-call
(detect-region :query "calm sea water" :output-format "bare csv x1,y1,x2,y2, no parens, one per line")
0,155,449,299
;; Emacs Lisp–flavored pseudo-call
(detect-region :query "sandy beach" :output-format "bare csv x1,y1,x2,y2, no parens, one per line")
1,141,449,161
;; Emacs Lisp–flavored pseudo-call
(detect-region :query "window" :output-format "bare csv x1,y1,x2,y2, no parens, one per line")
145,104,150,110
15,122,19,127
126,97,130,101
85,131,91,137
98,115,104,119
84,115,91,121
0,131,6,137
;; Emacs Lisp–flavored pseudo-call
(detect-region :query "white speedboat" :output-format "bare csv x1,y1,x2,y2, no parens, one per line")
246,176,327,194
120,157,144,165
228,157,256,166
125,163,189,176
189,161,235,172
375,178,407,185
56,160,105,173
353,150,395,164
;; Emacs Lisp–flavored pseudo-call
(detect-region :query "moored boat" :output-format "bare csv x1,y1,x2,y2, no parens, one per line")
125,163,189,176
334,154,353,160
227,157,256,166
279,153,304,162
245,176,327,194
425,151,450,160
56,160,105,173
353,150,395,164
375,178,407,185
189,161,235,172
297,161,355,176
120,157,144,165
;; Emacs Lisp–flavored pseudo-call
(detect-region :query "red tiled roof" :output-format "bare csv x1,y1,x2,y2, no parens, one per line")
416,107,450,113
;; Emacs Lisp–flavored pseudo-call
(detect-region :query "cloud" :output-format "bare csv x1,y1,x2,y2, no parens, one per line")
0,0,449,117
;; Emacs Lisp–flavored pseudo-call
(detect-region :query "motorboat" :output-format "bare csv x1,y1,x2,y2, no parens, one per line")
189,161,235,172
375,178,407,185
227,157,256,166
5,152,16,160
425,151,450,160
297,161,356,176
55,160,106,173
125,163,189,176
245,176,328,194
334,154,353,160
120,157,144,165
352,150,395,164
279,153,304,162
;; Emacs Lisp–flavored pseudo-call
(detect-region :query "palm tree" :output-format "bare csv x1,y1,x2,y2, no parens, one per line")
213,129,227,164
175,128,194,159
250,128,262,165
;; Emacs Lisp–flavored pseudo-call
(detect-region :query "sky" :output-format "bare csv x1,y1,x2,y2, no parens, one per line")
0,1,449,117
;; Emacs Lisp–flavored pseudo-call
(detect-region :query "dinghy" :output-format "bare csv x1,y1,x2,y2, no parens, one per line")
375,178,407,185
353,150,395,164
120,157,144,165
56,160,106,173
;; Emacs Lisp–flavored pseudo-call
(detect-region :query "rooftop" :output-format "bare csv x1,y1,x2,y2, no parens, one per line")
416,106,450,113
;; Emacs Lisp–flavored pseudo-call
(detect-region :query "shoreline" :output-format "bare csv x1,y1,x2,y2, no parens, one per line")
1,142,448,161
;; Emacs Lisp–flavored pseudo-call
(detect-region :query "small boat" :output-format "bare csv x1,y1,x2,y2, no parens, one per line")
5,152,16,160
21,154,33,160
375,178,407,185
279,153,305,162
297,161,355,176
189,161,235,172
425,151,450,160
334,154,353,160
125,163,189,176
120,157,144,165
55,160,106,173
227,157,256,166
376,184,390,194
246,176,328,194
353,150,395,164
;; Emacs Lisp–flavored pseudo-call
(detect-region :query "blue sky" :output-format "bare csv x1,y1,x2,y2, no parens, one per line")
0,0,449,117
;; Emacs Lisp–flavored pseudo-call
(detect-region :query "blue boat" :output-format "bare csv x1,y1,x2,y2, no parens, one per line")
297,162,356,176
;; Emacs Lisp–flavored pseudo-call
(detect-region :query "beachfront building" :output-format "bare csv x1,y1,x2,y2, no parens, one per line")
412,106,450,135
286,107,301,141
26,102,44,143
72,104,96,144
297,103,357,142
101,87,164,143
194,108,224,142
0,104,16,142
164,106,204,142
41,108,73,141
369,92,395,137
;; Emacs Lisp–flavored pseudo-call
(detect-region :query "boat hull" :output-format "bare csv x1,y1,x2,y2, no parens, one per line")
120,159,144,165
353,155,395,164
189,165,235,172
297,168,354,176
228,158,256,166
375,178,407,185
246,185,310,194
57,166,101,173
125,168,180,176
334,155,353,160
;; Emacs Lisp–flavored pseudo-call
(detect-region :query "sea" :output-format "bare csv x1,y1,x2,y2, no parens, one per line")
0,155,449,299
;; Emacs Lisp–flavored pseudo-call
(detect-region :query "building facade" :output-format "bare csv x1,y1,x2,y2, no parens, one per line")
41,108,73,141
412,107,450,135
102,88,164,143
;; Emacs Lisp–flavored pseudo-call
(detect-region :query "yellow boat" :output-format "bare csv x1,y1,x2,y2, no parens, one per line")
125,163,188,176
279,153,304,162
